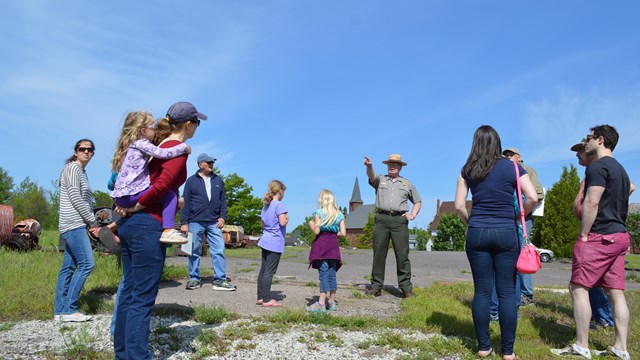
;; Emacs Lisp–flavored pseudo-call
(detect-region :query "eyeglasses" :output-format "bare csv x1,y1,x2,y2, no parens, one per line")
207,161,216,165
77,147,95,153
585,134,598,142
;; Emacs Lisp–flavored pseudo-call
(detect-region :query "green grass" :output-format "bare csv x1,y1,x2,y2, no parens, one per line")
625,254,640,270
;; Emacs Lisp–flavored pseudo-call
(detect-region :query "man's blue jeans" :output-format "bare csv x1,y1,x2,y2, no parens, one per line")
318,260,338,293
54,227,95,315
466,227,520,355
188,222,227,283
589,287,614,326
114,212,165,360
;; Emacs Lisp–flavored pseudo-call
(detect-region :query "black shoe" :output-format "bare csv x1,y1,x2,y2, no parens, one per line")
402,290,415,298
365,288,382,297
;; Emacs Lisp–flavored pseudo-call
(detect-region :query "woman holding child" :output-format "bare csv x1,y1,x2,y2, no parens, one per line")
113,102,206,360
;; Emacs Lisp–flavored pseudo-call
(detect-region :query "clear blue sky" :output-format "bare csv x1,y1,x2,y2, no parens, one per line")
2,1,639,230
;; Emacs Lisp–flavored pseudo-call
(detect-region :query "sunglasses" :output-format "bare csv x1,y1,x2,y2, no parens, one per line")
585,134,598,142
191,119,201,127
77,147,95,153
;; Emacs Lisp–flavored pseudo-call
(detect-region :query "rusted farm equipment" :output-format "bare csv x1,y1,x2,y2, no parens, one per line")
58,207,121,254
0,205,42,251
222,225,246,248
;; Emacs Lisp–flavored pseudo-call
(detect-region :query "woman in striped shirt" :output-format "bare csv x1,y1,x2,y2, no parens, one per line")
54,139,99,323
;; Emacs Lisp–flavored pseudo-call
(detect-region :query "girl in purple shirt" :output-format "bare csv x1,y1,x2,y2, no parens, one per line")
110,111,190,244
257,180,288,307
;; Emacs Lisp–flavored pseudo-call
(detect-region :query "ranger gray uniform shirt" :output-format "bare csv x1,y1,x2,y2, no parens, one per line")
369,175,421,212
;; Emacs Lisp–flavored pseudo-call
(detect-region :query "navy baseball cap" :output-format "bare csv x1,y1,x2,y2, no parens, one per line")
166,101,208,123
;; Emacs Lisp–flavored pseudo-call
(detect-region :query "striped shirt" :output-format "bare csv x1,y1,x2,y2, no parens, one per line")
58,161,97,233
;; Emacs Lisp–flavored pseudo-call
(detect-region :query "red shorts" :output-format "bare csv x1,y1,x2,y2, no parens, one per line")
571,232,630,290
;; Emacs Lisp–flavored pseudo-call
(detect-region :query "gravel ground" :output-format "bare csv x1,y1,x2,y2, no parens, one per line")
0,314,458,359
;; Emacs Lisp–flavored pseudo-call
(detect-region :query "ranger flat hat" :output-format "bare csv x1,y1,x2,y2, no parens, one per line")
382,153,407,166
570,138,586,152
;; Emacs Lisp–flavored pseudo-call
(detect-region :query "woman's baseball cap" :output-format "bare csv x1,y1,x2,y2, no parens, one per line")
166,101,208,123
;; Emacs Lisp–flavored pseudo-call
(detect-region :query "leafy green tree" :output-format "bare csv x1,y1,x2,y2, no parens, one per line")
43,180,60,230
626,212,640,254
223,173,262,235
433,213,466,251
356,212,375,249
410,226,429,251
0,167,14,204
292,216,315,246
9,177,49,223
531,164,581,258
93,190,113,209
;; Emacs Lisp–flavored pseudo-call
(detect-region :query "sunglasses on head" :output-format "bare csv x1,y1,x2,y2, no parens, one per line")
77,147,94,153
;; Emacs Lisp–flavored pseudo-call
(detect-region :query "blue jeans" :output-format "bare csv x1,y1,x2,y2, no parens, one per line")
589,287,614,326
318,260,338,293
466,227,520,355
114,212,166,360
111,279,124,337
54,227,95,315
188,222,227,283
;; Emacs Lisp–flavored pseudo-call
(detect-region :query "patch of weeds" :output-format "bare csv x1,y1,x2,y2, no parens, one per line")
351,289,368,299
413,335,469,358
161,264,188,281
459,269,470,274
152,325,181,352
272,277,280,284
305,281,318,287
195,328,229,357
235,267,255,273
363,274,372,281
152,304,195,319
194,304,239,324
312,330,325,342
325,333,344,347
252,323,271,334
153,324,175,335
355,340,372,350
222,325,253,341
626,272,640,283
0,322,15,332
235,341,257,350
372,332,410,350
250,262,260,266
60,324,111,359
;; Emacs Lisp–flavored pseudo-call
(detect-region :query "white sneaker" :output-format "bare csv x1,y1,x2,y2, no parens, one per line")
159,229,188,244
609,347,631,360
53,315,61,321
551,344,592,359
61,313,92,322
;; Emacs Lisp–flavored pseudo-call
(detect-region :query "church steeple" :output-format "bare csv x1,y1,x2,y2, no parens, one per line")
349,176,363,213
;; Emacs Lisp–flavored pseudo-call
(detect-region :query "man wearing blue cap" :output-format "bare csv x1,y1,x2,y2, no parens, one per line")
181,153,236,291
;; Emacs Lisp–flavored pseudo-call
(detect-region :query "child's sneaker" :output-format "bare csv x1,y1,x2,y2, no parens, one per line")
159,229,188,244
306,302,326,313
326,302,337,311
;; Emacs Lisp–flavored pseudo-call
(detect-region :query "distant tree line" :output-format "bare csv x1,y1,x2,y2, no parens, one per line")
0,166,263,234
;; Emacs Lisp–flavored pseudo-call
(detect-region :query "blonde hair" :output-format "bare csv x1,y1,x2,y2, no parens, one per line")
317,189,339,227
263,180,286,206
110,112,155,172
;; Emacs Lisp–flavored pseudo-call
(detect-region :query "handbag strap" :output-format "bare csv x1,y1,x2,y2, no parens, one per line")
513,161,529,240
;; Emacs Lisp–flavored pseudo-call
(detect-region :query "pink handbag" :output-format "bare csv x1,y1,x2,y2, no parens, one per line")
513,162,541,274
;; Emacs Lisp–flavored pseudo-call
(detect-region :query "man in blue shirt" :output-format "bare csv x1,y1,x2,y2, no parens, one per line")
181,153,236,291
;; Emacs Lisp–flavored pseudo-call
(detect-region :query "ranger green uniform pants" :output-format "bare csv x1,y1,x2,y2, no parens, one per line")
371,213,412,292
